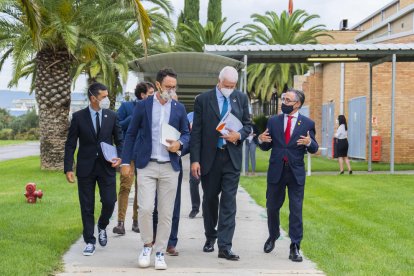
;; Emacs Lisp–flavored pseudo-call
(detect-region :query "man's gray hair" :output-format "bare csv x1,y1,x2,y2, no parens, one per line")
219,66,238,83
287,88,305,107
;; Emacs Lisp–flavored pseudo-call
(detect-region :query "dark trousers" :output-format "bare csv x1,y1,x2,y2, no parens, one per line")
266,164,305,245
77,160,117,244
189,172,201,212
201,147,240,250
153,166,183,247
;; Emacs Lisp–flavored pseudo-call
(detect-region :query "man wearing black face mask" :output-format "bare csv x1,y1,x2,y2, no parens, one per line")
258,89,318,262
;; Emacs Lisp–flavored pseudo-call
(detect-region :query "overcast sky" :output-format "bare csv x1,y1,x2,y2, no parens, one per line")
0,0,392,91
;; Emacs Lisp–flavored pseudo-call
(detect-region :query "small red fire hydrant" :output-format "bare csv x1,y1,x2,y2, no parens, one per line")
24,183,43,203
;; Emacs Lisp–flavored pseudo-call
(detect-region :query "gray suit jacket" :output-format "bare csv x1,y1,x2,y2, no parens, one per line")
190,89,251,175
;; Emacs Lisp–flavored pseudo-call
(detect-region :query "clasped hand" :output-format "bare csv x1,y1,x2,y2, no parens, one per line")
220,128,240,144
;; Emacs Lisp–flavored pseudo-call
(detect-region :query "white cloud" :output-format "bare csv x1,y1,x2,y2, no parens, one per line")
0,0,394,91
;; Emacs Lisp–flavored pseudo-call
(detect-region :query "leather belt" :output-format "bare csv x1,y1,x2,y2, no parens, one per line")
150,158,170,164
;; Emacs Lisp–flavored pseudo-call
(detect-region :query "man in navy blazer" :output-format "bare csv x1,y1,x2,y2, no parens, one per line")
113,82,155,235
120,68,190,270
64,82,123,256
258,89,318,262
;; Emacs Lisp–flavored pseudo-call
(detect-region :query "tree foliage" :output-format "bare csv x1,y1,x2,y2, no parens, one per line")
207,0,221,25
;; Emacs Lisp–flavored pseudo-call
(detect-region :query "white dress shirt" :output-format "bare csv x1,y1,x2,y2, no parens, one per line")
335,124,347,139
284,110,299,135
150,95,172,162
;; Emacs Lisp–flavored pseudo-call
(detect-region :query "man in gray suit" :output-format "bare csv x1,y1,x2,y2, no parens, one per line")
190,66,251,261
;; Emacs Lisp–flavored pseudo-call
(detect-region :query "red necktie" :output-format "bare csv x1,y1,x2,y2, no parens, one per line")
284,115,293,144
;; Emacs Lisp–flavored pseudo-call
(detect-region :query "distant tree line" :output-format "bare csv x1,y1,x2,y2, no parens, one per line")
0,108,39,140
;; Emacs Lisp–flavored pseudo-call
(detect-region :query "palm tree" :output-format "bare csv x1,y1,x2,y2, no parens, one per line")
239,10,331,101
175,18,241,52
0,0,153,170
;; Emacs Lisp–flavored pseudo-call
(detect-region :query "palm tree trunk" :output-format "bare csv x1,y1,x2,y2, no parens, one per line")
35,49,72,170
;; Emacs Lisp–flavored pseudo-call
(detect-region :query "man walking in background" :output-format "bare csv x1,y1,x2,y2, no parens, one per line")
190,66,251,261
113,82,154,235
64,82,123,256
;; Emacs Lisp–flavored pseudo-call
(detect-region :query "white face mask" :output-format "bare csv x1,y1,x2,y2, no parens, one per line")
160,89,175,101
98,97,110,109
221,88,233,98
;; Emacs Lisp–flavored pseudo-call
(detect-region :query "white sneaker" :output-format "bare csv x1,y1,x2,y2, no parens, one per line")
154,252,167,270
138,246,152,268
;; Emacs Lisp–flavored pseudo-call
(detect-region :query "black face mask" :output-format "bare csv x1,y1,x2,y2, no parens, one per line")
281,103,294,114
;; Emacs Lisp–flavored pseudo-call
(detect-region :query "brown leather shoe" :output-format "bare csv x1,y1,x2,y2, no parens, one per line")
166,246,179,256
132,220,140,233
112,221,125,235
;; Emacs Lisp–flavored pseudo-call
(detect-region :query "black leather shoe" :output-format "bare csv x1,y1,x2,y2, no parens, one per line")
189,210,199,219
97,227,107,247
264,237,276,253
132,220,140,233
203,240,215,252
289,243,303,262
218,249,240,261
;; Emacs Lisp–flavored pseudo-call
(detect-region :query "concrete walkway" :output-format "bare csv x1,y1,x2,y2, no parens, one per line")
0,141,40,161
59,156,323,275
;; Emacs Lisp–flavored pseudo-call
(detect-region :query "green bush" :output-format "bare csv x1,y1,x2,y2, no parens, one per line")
0,128,13,140
253,115,268,133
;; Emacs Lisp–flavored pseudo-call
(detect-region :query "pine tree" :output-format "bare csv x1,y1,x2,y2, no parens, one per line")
208,0,222,25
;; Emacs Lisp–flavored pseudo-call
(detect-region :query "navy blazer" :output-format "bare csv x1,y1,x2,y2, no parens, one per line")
117,101,137,134
64,107,123,177
259,113,318,186
121,95,190,172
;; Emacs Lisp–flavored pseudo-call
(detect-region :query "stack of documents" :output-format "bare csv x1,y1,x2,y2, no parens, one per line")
216,111,243,135
100,142,118,162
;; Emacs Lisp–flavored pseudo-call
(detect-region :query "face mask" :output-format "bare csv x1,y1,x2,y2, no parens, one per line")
160,89,175,101
221,88,233,98
98,97,110,109
281,103,294,114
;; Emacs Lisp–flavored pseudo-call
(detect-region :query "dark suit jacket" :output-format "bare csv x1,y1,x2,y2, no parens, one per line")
190,89,251,175
64,107,123,177
117,101,137,135
121,95,190,172
259,113,318,186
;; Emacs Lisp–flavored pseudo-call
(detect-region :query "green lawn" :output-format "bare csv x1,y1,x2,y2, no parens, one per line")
240,175,414,275
0,140,32,146
0,157,82,275
254,149,414,172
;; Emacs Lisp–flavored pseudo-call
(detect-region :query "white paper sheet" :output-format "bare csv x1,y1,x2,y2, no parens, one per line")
161,123,181,147
100,142,118,162
216,111,243,135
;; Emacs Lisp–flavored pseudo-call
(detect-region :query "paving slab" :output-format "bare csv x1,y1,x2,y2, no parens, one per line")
59,156,324,275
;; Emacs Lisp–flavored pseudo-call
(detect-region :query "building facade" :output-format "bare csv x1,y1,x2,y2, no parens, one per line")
297,0,414,163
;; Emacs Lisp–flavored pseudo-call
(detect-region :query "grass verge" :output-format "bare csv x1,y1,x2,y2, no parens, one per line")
0,156,82,275
240,174,414,275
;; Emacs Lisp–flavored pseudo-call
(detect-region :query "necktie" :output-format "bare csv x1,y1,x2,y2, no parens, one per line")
95,112,101,137
283,115,294,163
284,115,293,144
217,97,228,148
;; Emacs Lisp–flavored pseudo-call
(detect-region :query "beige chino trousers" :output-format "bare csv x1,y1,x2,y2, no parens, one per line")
137,161,179,253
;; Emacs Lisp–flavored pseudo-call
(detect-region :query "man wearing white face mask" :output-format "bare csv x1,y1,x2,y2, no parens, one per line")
120,68,190,270
190,66,251,261
64,82,123,256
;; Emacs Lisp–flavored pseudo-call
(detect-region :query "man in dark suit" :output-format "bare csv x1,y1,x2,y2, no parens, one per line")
190,66,251,261
64,82,123,256
258,89,318,262
113,81,154,235
120,68,190,270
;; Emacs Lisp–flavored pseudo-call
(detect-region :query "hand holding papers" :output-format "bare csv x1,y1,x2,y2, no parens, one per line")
100,142,121,167
216,111,243,135
161,123,182,155
216,111,243,144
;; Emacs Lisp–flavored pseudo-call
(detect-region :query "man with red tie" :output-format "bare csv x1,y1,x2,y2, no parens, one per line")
258,89,318,262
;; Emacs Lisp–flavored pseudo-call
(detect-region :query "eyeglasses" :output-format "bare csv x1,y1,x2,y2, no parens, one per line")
281,97,297,104
163,85,178,90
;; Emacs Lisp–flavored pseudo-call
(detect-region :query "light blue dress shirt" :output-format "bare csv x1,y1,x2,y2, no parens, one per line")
89,105,102,133
150,95,172,162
